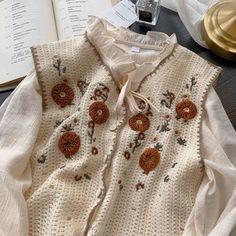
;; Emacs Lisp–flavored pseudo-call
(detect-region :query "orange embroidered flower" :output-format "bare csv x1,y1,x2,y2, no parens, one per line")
124,151,131,160
89,101,110,124
58,132,80,158
138,132,145,140
94,89,102,96
139,148,160,173
51,83,74,107
129,114,150,132
88,120,95,128
92,147,98,155
176,99,197,120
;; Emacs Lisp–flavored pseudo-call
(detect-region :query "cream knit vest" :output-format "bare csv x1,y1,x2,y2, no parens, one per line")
25,18,221,236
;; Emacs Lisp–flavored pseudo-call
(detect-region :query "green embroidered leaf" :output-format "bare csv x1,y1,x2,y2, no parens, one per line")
159,121,170,133
177,137,187,146
54,120,63,128
84,173,91,180
164,175,170,182
37,154,46,163
155,142,163,151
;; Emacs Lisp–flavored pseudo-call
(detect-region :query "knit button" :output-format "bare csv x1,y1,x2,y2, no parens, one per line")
89,101,110,124
139,148,160,173
129,114,150,132
51,83,74,107
176,99,197,120
58,132,80,158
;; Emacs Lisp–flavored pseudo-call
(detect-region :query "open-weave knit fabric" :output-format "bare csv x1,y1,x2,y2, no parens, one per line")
25,18,221,236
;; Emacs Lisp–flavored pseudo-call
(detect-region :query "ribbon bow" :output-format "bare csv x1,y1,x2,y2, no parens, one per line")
115,74,159,115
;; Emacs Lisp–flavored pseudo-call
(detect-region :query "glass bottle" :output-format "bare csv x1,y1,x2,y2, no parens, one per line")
135,0,161,26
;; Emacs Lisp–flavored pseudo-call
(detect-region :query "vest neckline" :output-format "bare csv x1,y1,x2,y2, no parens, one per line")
85,17,178,114
86,17,177,90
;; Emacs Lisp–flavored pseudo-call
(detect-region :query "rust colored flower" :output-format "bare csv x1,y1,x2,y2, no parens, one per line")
92,147,98,155
138,132,145,140
94,89,102,96
58,132,80,158
167,92,175,100
89,101,110,124
175,130,180,136
129,114,150,132
74,175,83,181
136,181,145,191
165,114,171,121
139,148,160,173
176,99,197,120
88,120,95,128
153,137,158,142
77,80,84,88
124,151,131,160
51,83,74,107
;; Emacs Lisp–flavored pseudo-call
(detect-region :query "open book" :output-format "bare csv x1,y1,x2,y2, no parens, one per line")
0,0,117,91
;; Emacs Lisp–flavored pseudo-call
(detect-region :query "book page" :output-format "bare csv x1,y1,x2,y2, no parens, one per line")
53,0,113,40
0,0,58,85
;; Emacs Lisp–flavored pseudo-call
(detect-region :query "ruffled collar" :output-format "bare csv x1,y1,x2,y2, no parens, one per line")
86,16,177,114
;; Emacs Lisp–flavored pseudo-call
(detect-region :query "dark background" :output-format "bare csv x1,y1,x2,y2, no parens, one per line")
1,6,236,129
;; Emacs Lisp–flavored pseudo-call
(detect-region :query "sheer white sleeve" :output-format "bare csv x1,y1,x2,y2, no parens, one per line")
184,87,236,236
0,72,42,236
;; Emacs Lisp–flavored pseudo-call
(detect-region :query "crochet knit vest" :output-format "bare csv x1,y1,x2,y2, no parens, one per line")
25,18,221,236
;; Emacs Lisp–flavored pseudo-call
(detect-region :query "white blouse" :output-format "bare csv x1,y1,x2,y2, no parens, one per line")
0,67,236,235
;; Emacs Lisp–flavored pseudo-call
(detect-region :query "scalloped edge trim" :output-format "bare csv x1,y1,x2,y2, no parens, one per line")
31,46,48,110
195,65,223,165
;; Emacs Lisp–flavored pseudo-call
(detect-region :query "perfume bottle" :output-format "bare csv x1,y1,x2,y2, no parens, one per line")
135,0,161,26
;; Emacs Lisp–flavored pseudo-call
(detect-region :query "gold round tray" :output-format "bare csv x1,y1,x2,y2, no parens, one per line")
202,0,236,60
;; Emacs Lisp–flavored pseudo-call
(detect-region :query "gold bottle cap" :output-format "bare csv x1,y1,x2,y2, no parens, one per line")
202,0,236,60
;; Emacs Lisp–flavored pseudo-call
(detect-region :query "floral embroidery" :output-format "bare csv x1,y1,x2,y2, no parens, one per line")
89,101,110,124
154,142,163,151
124,132,146,160
123,151,131,160
118,180,123,191
77,80,89,95
164,175,170,182
61,124,73,132
136,181,145,191
129,132,146,153
129,114,150,132
87,120,95,144
73,118,78,124
54,120,63,128
51,83,74,107
52,56,66,77
74,173,91,181
84,173,91,180
37,154,46,163
176,99,197,121
186,76,197,91
74,175,83,181
91,147,98,155
139,148,160,174
138,99,153,117
177,137,187,146
58,132,80,158
153,136,158,142
158,114,171,133
90,83,109,102
161,90,175,108
174,130,180,136
171,162,178,168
